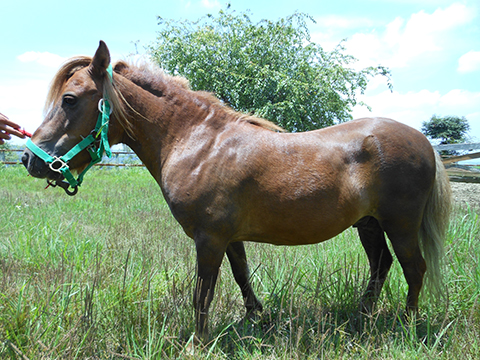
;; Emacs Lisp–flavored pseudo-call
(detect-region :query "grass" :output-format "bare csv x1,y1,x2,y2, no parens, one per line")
1,165,479,359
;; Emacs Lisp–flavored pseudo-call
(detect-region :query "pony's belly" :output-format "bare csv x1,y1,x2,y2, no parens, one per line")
234,220,354,246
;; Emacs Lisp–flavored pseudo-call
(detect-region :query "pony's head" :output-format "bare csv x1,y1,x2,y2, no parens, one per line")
22,41,127,186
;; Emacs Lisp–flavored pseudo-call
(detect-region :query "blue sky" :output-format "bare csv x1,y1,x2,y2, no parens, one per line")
1,0,479,144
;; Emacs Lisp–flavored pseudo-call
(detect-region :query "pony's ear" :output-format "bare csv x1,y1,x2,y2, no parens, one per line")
90,41,111,77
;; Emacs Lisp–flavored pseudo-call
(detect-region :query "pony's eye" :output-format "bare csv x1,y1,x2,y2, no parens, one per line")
63,95,77,106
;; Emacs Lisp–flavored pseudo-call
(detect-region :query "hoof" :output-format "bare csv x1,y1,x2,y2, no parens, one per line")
184,333,204,356
185,341,196,356
246,307,263,322
359,298,375,315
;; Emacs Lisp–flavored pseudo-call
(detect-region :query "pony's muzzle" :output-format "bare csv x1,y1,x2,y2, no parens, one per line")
22,149,63,181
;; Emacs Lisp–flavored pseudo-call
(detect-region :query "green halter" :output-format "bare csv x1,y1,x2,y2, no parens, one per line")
26,65,114,196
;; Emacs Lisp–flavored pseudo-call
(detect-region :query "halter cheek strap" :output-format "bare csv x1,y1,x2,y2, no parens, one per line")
26,65,114,196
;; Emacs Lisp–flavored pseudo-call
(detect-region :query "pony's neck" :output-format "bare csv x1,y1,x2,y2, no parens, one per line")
114,74,224,178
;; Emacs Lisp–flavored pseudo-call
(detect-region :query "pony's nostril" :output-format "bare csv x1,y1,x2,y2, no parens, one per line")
22,152,30,167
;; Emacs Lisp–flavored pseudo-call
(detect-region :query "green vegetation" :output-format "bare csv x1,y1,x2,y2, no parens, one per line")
422,115,471,145
150,7,391,132
1,165,479,359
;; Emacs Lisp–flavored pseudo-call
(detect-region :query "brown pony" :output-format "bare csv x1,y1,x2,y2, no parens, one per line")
22,41,451,343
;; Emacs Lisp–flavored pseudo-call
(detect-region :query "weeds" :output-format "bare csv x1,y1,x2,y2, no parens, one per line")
1,165,479,359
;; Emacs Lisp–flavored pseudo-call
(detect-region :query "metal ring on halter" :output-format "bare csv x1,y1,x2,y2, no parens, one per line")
98,98,113,115
49,156,68,173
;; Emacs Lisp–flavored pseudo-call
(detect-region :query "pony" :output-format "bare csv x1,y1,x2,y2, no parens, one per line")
22,41,451,343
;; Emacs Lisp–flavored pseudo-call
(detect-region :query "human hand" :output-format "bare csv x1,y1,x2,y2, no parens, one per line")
0,113,26,145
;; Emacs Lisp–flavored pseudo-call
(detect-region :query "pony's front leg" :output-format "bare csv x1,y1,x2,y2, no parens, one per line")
193,235,227,343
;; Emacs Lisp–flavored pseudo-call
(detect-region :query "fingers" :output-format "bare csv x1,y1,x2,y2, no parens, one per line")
0,113,26,141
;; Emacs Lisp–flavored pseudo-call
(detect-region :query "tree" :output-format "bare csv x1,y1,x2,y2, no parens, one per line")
149,6,391,132
421,115,470,145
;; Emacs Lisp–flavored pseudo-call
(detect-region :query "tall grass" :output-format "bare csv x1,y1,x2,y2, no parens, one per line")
1,165,479,359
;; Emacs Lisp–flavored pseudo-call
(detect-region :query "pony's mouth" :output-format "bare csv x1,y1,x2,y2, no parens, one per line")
22,149,65,181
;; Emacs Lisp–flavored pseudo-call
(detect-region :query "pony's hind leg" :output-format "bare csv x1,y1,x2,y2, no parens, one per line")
387,229,426,312
355,217,393,312
226,242,263,317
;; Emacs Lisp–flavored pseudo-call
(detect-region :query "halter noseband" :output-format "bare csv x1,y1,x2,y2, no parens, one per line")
26,65,114,196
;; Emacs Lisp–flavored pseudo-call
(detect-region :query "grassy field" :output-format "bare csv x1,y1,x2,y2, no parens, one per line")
1,165,479,359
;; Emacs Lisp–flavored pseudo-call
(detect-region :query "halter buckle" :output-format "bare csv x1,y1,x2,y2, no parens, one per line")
49,156,68,173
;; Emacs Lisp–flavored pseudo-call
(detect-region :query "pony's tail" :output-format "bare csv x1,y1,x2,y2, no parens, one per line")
419,150,452,297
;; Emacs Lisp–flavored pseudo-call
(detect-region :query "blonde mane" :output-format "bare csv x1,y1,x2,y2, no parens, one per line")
45,57,284,134
44,56,91,114
114,60,285,132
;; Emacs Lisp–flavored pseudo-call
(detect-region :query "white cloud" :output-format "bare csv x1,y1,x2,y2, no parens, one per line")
17,51,66,68
441,89,480,107
352,88,480,140
200,0,220,9
458,51,480,73
370,0,456,3
337,3,476,69
0,78,49,144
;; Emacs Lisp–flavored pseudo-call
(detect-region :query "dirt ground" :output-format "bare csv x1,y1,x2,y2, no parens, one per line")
451,182,480,209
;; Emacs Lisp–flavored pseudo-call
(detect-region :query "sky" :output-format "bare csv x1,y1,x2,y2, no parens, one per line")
1,0,479,146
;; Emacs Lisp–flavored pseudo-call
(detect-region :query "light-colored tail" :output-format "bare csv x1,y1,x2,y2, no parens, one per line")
419,150,452,296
